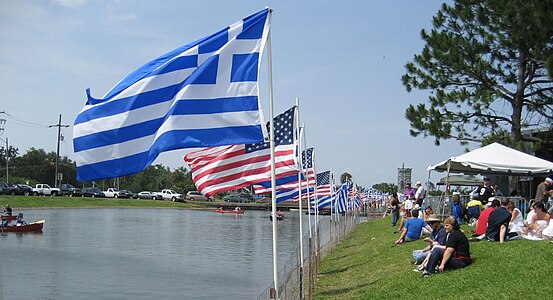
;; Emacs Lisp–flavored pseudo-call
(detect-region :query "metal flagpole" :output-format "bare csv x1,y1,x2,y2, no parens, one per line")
303,126,313,238
312,148,319,233
266,28,280,299
295,98,305,300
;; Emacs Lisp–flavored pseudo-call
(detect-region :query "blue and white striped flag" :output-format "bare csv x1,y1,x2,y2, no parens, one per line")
73,9,272,182
335,182,349,213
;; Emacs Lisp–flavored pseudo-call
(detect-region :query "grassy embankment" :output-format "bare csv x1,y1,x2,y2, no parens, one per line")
314,216,552,299
0,195,205,209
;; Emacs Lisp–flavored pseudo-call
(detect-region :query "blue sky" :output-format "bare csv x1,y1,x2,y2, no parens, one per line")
0,0,467,188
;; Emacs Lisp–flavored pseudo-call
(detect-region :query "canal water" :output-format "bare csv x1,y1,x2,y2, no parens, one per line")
0,208,323,299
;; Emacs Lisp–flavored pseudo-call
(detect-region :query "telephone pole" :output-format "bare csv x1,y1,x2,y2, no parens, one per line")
49,114,69,188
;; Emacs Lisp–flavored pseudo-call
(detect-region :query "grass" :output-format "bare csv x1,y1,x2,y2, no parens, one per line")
0,195,202,209
314,216,553,299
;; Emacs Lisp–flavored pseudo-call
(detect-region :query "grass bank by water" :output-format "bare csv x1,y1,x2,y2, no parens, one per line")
0,195,199,209
314,216,552,299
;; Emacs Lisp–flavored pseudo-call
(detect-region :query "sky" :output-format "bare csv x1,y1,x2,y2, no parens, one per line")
0,0,468,189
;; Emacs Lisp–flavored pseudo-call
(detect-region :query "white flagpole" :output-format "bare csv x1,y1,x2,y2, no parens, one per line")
303,126,313,239
312,148,319,233
296,98,305,300
266,28,280,299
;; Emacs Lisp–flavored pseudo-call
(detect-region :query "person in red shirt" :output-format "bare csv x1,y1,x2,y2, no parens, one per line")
474,198,500,236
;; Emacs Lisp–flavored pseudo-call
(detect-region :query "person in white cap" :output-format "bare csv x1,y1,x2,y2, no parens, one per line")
535,177,552,206
414,181,425,207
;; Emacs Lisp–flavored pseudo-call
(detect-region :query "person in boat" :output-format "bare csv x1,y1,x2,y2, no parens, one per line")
234,207,241,211
218,207,223,211
3,204,12,216
16,212,27,226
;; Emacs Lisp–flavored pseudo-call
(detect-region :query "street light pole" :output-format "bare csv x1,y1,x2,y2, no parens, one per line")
49,114,69,188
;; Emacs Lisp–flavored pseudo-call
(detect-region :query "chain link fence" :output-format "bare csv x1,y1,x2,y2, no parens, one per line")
257,211,368,300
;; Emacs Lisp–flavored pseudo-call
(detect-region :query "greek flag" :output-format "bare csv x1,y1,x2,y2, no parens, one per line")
73,9,272,182
335,182,349,213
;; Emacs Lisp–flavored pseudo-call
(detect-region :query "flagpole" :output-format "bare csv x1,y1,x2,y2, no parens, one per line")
296,98,305,300
312,148,319,233
303,125,313,239
266,28,279,299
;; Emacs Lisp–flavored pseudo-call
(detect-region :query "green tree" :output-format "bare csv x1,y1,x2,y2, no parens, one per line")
340,172,352,184
372,183,398,194
402,0,553,149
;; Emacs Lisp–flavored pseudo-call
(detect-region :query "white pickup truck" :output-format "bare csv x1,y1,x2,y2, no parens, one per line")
157,189,184,202
33,184,61,196
103,188,120,198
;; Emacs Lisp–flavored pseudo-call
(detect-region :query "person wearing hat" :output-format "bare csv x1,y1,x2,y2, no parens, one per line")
472,176,495,205
534,177,553,206
412,214,446,270
422,216,472,277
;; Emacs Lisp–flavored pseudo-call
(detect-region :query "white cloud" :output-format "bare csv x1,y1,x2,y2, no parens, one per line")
53,0,88,8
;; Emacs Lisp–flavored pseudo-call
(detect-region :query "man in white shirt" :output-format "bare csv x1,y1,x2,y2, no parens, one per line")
415,181,425,207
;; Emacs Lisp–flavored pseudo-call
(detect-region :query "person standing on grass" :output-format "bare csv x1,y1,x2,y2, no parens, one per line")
414,181,425,207
451,192,466,224
473,176,494,205
394,209,432,245
422,216,472,277
390,193,400,227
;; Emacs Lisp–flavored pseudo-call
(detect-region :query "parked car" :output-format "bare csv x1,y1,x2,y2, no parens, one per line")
33,184,61,196
59,184,82,197
81,187,105,198
137,191,163,200
157,189,184,201
223,195,246,203
14,184,33,196
185,191,211,201
118,190,138,199
0,181,20,195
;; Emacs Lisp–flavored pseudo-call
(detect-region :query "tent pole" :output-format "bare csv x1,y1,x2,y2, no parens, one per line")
442,160,451,218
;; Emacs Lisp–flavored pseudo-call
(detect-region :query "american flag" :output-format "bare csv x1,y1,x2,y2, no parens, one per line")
316,171,331,197
253,147,315,195
184,106,297,197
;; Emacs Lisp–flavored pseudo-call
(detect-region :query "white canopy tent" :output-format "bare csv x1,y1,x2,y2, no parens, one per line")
428,142,553,176
426,143,553,216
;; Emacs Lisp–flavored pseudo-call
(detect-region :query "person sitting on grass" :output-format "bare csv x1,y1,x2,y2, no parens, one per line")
466,196,484,224
422,216,472,277
474,198,499,237
523,201,550,239
412,214,446,270
394,208,411,234
485,198,512,243
507,200,526,237
394,209,432,245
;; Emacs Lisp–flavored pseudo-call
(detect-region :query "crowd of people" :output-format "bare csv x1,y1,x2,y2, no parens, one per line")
389,176,553,277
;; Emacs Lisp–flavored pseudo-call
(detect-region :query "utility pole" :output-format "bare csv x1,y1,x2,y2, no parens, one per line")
0,113,7,183
49,114,69,188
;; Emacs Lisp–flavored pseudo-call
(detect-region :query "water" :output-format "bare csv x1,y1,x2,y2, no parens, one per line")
0,208,318,299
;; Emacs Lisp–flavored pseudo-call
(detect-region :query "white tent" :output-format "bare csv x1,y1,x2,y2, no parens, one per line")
428,143,553,176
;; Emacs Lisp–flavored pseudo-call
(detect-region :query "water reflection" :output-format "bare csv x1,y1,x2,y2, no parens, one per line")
0,208,320,299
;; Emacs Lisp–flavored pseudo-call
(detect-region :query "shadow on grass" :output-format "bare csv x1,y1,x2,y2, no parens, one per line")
318,262,364,275
317,282,371,297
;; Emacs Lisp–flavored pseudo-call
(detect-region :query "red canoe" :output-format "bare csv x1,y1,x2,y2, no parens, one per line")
213,209,245,215
0,220,45,233
1,215,16,221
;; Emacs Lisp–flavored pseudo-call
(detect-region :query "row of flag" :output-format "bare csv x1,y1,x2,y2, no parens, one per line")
71,7,382,213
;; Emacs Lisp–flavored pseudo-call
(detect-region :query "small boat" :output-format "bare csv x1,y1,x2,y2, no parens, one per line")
270,214,284,221
1,215,16,221
0,220,45,233
213,209,245,215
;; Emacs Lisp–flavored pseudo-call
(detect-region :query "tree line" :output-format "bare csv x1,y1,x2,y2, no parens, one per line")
0,146,196,194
